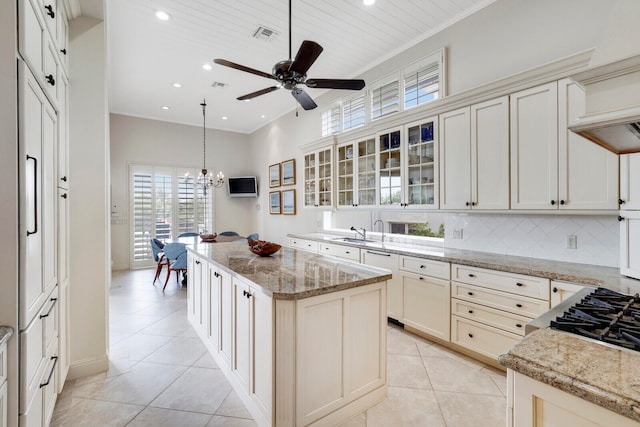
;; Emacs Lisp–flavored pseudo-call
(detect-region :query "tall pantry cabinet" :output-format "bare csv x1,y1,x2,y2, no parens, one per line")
17,0,71,425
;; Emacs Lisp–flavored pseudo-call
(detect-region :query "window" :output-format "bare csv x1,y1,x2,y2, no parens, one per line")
371,79,400,120
130,164,213,268
321,103,341,137
342,94,365,131
403,49,445,110
390,222,445,238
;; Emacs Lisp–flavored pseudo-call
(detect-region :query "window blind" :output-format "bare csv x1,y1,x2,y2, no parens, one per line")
321,104,341,136
404,62,439,109
371,80,400,119
343,94,365,131
132,172,153,261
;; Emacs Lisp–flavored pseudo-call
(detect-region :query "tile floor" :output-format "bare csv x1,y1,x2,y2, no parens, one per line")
51,268,506,426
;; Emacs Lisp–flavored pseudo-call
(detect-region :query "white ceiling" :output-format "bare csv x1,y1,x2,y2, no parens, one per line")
106,0,494,134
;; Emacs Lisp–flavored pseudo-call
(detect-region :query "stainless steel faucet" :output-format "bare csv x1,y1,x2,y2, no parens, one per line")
374,219,385,242
350,226,366,240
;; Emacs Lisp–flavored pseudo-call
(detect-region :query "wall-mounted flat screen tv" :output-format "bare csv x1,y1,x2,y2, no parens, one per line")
227,176,258,198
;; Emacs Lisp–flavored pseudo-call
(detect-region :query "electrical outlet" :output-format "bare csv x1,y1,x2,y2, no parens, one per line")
452,229,464,239
566,234,577,249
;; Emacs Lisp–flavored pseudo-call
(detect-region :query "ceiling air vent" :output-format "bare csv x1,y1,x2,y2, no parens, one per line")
211,81,228,89
253,25,278,42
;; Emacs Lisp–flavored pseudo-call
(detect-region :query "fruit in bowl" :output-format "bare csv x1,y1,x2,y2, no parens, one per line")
248,239,282,256
199,233,217,242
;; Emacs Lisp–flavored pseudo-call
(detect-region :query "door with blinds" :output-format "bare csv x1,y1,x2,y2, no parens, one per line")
130,164,212,268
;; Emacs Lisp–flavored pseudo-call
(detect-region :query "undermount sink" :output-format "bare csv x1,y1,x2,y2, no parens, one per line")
332,237,375,243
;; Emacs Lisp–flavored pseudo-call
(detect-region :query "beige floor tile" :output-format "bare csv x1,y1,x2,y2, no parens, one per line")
139,311,199,338
215,390,253,419
422,357,503,396
142,336,207,366
387,354,432,389
386,324,420,355
435,390,506,427
193,351,219,369
50,397,144,427
127,407,212,427
109,333,174,361
336,412,366,426
151,367,232,414
366,386,446,426
206,415,257,427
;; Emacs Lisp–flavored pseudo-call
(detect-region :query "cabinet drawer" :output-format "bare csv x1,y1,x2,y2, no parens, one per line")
452,264,550,300
20,287,58,413
451,298,529,336
451,315,520,361
19,344,57,427
319,243,360,261
289,238,318,253
0,341,6,386
399,256,450,280
452,282,549,318
1,380,6,427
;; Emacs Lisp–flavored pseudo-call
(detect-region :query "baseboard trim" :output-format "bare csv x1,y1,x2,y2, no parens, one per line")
66,355,109,380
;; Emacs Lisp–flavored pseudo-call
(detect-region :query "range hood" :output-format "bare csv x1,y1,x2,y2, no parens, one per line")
569,55,640,154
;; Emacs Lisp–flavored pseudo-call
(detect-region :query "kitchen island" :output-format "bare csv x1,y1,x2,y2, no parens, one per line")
186,241,391,427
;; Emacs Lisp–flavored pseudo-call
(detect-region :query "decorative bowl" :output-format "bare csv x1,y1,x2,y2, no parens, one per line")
200,233,217,242
248,239,281,257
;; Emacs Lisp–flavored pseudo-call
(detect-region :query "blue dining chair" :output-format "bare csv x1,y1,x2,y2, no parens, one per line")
162,242,188,291
178,232,199,237
150,238,166,284
246,233,259,241
219,231,239,236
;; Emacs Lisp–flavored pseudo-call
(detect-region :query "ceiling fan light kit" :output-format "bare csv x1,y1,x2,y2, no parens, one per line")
213,0,365,111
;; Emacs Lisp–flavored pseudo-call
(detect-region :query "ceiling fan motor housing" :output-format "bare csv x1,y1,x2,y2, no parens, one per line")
273,60,306,90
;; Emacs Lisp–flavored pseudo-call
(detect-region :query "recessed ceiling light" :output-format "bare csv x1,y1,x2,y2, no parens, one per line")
221,116,228,120
244,99,251,103
161,105,170,110
202,63,213,71
155,10,170,21
172,83,182,88
261,114,266,119
363,0,375,5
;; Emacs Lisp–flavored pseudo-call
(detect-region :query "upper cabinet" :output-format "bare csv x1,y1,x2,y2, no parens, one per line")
304,147,333,208
378,128,403,207
620,153,640,210
405,118,438,209
336,137,377,208
511,81,618,210
440,96,509,210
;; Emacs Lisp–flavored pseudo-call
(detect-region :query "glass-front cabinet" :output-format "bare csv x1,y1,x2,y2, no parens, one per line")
404,117,438,208
304,147,333,208
337,137,377,208
357,137,376,206
336,143,355,207
378,129,402,206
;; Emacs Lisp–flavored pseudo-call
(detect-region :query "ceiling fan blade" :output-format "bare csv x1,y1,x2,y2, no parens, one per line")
291,88,317,110
237,86,280,101
289,40,323,75
305,79,366,90
213,59,276,80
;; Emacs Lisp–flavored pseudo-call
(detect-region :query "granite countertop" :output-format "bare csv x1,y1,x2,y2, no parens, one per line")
0,325,13,347
188,241,392,300
499,329,640,423
288,232,640,294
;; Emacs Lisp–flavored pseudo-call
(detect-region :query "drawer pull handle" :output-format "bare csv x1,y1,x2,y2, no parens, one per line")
345,251,350,254
467,292,474,296
39,356,58,388
516,282,524,287
44,4,55,18
60,48,67,55
46,74,56,86
468,309,474,314
468,333,473,338
468,273,475,278
366,251,390,257
39,297,58,319
26,155,38,236
195,260,200,265
516,303,523,308
61,176,67,182
516,324,523,328
420,265,425,269
419,277,424,281
214,271,220,278
61,193,67,199
618,215,625,222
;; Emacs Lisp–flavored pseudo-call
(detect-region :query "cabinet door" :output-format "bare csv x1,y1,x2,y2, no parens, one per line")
620,153,640,210
356,137,377,206
361,250,400,320
233,279,251,393
57,73,68,188
558,79,618,210
405,118,438,208
336,142,356,208
19,0,46,85
403,273,450,341
471,96,510,209
510,82,559,209
303,152,317,207
251,289,273,419
378,129,402,206
620,211,640,280
207,264,220,350
57,188,70,390
550,281,585,307
439,107,471,209
56,2,69,72
219,268,233,368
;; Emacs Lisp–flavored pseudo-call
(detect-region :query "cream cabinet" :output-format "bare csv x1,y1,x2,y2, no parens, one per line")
509,370,640,427
377,128,403,206
303,147,333,208
620,153,640,210
219,267,233,369
206,263,220,351
550,280,585,307
451,264,550,361
440,96,509,210
361,249,401,320
404,118,439,208
336,140,357,208
336,137,381,208
319,242,360,261
56,187,70,390
400,256,451,341
620,210,640,280
288,237,319,253
1,340,7,427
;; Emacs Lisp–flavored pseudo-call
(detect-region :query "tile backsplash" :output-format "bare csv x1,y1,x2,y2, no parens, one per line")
444,214,619,267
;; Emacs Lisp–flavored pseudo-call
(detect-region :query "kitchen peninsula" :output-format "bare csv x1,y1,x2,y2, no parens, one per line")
185,241,391,427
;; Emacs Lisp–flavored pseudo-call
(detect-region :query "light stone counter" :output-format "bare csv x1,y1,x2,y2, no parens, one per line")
0,326,12,347
188,241,392,300
499,329,640,423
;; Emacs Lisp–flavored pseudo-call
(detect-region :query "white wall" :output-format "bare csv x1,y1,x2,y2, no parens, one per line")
68,15,110,379
109,114,257,270
247,0,636,267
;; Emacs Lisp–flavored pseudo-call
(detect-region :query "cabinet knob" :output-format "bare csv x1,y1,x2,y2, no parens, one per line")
619,198,626,205
516,303,523,308
61,176,67,182
468,333,474,339
468,273,475,278
550,200,556,205
618,215,626,222
243,290,247,297
45,74,55,86
45,4,55,18
468,309,474,314
552,287,558,293
516,323,523,328
516,282,523,287
60,48,67,55
419,277,424,281
467,291,474,296
472,202,476,206
560,200,566,205
60,193,67,199
465,202,470,207
419,265,425,269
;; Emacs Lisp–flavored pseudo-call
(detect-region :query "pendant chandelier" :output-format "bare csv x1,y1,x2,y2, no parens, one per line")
197,99,224,193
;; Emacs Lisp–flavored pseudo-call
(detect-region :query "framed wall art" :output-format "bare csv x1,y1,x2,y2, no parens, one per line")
269,163,281,188
269,191,281,214
282,189,296,215
281,159,296,186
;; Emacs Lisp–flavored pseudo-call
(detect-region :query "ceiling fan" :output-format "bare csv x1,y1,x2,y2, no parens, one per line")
213,0,366,111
